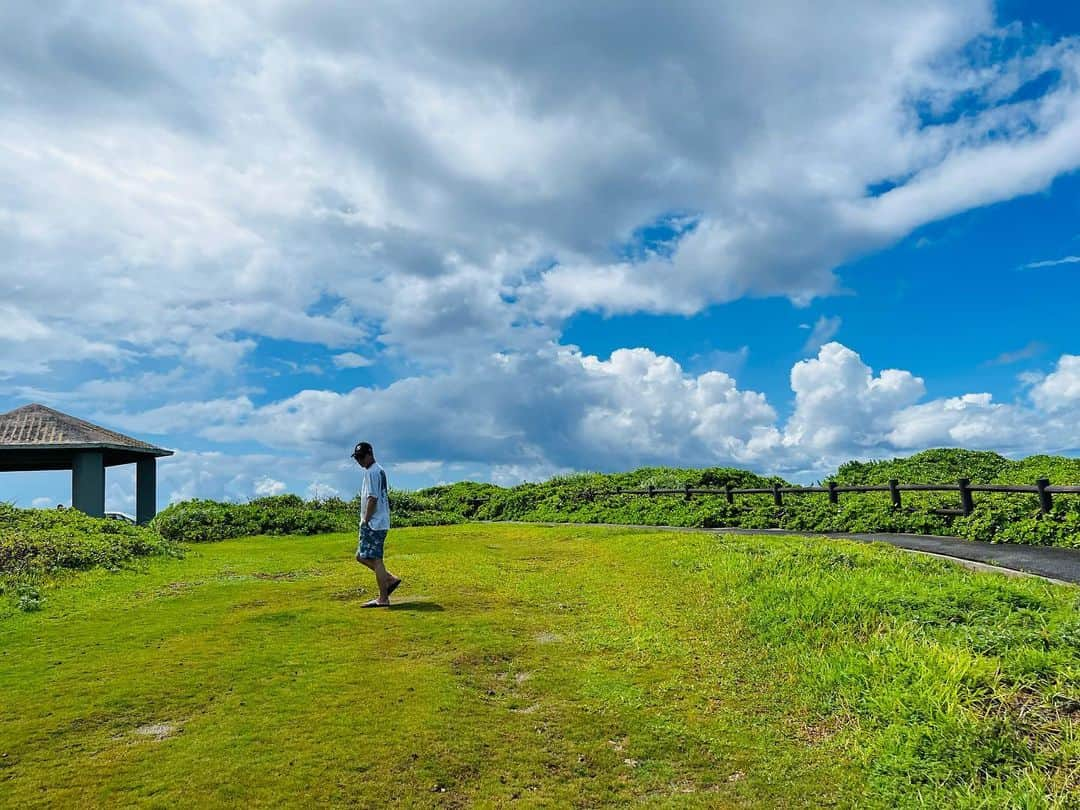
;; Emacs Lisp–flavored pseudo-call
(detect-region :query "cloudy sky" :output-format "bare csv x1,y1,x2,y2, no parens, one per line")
2,0,1080,510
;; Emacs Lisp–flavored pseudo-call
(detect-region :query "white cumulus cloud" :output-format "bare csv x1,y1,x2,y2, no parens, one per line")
332,353,373,369
784,343,926,455
254,477,287,497
2,2,1079,501
85,339,1078,503
2,0,1080,382
1030,355,1080,413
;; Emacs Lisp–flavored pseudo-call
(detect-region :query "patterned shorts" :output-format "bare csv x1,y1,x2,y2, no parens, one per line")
357,525,389,560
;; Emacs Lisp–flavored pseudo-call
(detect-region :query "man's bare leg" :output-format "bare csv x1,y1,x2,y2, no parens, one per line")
356,556,400,604
373,559,398,602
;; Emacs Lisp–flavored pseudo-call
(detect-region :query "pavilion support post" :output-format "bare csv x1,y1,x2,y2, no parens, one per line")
136,457,157,525
72,451,105,518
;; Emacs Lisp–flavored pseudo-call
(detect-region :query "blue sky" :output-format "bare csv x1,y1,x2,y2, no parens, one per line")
561,168,1080,417
2,1,1080,511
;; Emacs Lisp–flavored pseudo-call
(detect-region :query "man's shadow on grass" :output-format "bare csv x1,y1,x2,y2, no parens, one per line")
331,591,445,611
386,601,444,612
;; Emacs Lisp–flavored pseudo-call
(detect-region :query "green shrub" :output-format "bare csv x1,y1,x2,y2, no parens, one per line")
830,449,1012,486
248,493,306,510
84,448,1080,548
152,488,467,543
16,584,42,612
0,503,174,592
408,450,1080,548
416,482,502,519
992,454,1080,485
152,498,339,542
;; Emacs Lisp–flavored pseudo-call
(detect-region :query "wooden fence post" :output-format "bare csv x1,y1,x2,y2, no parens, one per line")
958,478,974,516
888,479,901,509
591,475,1077,519
1036,478,1053,514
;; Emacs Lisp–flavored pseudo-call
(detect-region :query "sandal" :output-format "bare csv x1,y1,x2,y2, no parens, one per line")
361,599,390,608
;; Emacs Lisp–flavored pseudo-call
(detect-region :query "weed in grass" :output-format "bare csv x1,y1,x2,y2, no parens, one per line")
15,585,41,612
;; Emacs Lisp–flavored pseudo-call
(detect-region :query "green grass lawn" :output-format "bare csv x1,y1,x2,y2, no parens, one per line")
1,525,1078,808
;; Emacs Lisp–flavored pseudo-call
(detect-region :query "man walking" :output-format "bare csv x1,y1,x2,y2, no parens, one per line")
352,441,401,607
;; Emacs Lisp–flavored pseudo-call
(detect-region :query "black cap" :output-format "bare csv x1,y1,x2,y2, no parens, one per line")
352,441,373,459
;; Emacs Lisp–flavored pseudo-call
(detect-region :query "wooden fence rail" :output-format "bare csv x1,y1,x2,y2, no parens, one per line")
575,478,1080,516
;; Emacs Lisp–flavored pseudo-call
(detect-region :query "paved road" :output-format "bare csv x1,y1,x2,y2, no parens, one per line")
711,528,1080,585
504,522,1080,585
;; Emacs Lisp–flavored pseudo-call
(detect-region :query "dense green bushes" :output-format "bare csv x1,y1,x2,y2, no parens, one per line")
830,448,1013,486
823,449,1080,546
383,490,466,527
421,467,780,524
153,495,341,542
0,486,465,604
152,490,466,543
7,449,1076,588
0,503,174,603
409,450,1080,548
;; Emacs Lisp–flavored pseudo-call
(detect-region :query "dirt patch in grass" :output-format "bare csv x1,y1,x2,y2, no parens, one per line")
451,651,514,671
154,581,203,597
217,569,326,584
133,723,180,741
994,687,1080,755
796,714,852,746
493,669,532,684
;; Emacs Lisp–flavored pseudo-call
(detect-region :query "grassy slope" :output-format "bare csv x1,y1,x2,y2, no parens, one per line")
1,525,1078,808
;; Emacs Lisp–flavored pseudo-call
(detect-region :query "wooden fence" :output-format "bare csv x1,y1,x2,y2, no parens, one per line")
600,478,1080,517
463,478,1080,517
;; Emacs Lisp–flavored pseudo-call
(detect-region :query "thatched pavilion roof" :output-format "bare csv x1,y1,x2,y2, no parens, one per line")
0,404,172,471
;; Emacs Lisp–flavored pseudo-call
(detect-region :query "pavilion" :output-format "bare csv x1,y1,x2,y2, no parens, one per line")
0,403,173,524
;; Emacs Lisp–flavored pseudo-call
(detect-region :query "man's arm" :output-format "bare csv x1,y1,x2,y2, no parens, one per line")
361,468,377,525
362,495,377,525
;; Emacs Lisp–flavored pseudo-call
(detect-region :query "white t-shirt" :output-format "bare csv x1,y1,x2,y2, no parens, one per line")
360,462,391,531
